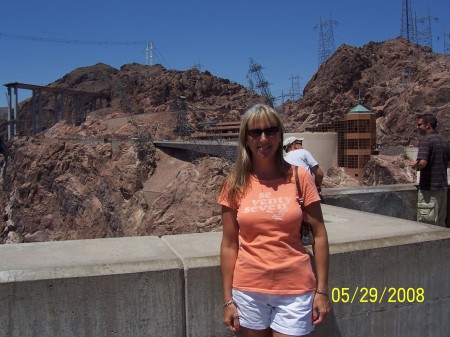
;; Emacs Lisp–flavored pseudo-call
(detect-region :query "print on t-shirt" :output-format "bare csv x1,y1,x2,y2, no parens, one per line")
242,192,294,221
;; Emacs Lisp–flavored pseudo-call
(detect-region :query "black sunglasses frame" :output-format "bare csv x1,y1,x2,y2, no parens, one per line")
247,126,280,138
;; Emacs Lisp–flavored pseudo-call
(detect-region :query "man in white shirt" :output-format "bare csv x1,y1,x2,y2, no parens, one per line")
283,136,324,193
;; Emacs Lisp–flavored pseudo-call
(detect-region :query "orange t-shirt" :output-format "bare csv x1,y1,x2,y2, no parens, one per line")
219,168,320,294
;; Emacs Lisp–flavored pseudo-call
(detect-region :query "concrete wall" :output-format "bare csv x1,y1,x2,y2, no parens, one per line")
322,184,418,221
323,183,450,227
1,205,449,337
284,132,338,173
0,237,185,337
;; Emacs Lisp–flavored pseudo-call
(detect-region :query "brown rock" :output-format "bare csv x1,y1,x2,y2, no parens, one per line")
1,38,448,244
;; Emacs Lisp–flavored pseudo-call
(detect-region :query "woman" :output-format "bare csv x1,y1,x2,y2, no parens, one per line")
219,104,330,337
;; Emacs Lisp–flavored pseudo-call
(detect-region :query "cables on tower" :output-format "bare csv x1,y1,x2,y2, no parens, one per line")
417,8,438,50
289,74,302,101
314,15,337,67
246,58,275,106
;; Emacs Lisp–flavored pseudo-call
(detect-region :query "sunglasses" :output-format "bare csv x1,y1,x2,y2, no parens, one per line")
247,126,280,138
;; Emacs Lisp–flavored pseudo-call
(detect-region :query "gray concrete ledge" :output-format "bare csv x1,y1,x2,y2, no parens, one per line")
322,183,418,195
0,236,182,283
1,206,449,337
322,184,450,227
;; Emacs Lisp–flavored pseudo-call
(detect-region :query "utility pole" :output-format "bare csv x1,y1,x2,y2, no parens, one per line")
314,15,337,67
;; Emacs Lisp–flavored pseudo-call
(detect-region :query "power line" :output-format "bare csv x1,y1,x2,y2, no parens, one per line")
0,32,146,45
1,31,171,67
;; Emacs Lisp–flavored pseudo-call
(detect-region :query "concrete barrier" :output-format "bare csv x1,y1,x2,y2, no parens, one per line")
1,205,449,337
162,233,228,337
322,184,418,221
310,205,450,337
0,237,185,337
323,183,450,227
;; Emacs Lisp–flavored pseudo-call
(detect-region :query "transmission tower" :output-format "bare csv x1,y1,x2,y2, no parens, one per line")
172,96,192,137
314,15,337,67
289,74,302,100
400,0,416,43
246,58,275,106
146,42,153,65
437,30,450,55
192,62,202,71
417,8,438,50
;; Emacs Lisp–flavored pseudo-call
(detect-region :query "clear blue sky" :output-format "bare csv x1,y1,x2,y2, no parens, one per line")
1,0,449,105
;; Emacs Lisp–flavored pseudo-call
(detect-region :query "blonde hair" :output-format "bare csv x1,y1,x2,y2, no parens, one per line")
221,104,288,208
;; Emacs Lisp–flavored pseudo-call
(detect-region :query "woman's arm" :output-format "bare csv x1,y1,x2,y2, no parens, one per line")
220,205,240,332
305,201,331,325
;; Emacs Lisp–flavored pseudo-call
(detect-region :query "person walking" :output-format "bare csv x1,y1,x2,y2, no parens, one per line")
412,113,450,227
219,104,330,336
283,136,324,194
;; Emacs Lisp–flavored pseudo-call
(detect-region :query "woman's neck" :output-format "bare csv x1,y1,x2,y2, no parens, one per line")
251,161,281,180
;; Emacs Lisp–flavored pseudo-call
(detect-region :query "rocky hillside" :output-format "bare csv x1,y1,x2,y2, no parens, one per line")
1,63,256,244
0,38,447,244
0,135,230,243
281,38,450,146
3,63,265,141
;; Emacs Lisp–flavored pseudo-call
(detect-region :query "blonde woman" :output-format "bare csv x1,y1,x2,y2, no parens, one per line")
219,104,330,337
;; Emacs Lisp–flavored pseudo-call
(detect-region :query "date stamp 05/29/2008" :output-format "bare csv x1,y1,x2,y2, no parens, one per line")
330,287,425,304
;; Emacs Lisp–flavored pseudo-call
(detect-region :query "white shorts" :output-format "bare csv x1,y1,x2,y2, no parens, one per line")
232,289,315,336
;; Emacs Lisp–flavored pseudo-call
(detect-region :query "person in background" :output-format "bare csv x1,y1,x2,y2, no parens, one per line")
411,113,450,227
283,136,324,194
219,104,330,336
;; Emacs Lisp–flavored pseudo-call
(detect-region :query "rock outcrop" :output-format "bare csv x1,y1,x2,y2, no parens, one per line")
1,38,448,244
280,38,450,146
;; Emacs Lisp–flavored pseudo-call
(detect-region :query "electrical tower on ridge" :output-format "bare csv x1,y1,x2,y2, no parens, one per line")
246,58,275,106
417,8,438,50
314,15,337,67
400,0,416,44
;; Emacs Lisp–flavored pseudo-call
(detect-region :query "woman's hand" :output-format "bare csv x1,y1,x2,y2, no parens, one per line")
312,292,332,325
223,304,240,332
